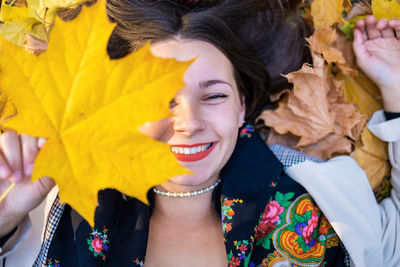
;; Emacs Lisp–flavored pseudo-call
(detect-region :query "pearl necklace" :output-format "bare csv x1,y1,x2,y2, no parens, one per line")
153,179,221,198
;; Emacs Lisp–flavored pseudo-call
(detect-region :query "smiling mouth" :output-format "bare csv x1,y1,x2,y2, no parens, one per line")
170,142,216,162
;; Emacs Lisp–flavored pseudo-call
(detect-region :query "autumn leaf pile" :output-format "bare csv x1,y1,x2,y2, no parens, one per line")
0,0,190,226
259,0,400,191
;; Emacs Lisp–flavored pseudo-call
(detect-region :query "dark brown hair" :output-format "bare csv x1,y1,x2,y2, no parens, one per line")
105,0,309,122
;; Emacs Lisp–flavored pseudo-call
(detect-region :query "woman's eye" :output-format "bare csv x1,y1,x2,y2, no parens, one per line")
203,94,228,102
169,99,177,109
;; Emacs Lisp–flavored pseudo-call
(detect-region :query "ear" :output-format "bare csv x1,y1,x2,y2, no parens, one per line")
238,95,246,127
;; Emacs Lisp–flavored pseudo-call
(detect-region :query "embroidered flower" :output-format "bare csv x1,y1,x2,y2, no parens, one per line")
240,124,254,138
238,243,247,252
224,223,232,232
295,222,307,235
133,258,144,266
229,256,241,267
91,237,104,253
255,222,276,239
46,259,60,267
262,201,284,224
302,210,319,244
87,227,109,260
221,198,243,233
224,199,234,206
256,200,284,239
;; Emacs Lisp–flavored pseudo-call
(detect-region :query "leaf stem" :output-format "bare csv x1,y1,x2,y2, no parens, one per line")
0,183,15,203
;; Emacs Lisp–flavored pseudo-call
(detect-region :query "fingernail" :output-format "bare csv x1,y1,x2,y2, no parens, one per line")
25,163,34,176
0,166,10,178
13,170,23,183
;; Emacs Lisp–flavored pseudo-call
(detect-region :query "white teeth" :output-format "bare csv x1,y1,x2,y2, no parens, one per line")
171,143,213,155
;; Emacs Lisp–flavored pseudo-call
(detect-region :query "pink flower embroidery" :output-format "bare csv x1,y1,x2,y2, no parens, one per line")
302,210,319,244
262,201,284,224
256,201,285,240
91,237,104,253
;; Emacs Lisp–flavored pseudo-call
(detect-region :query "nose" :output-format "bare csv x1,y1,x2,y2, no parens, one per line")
173,101,206,136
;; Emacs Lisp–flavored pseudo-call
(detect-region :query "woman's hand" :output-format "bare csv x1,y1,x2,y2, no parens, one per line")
0,131,54,237
353,16,400,112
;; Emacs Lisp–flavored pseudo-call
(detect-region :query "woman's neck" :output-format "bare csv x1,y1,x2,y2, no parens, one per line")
152,190,217,223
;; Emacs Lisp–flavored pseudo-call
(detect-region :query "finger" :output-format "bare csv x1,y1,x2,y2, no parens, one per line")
0,152,12,180
377,19,395,38
355,19,368,41
355,18,366,29
388,20,400,38
33,176,56,197
37,138,47,149
353,29,369,60
1,131,23,182
365,15,381,40
21,135,37,176
376,18,388,30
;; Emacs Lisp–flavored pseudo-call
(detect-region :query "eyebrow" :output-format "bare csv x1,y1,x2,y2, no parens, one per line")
198,80,233,89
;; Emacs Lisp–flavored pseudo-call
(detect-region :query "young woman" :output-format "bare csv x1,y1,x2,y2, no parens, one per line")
0,0,399,266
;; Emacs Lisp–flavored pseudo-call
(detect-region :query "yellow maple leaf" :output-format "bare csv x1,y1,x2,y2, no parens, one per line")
311,0,349,29
352,128,390,189
0,92,16,125
0,0,190,226
372,0,400,20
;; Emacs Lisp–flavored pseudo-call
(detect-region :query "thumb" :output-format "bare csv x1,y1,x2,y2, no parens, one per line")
33,176,55,198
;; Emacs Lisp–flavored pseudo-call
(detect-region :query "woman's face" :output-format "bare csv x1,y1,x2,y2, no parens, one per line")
142,39,245,189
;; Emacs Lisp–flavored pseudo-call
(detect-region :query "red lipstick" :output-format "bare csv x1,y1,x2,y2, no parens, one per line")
171,142,216,162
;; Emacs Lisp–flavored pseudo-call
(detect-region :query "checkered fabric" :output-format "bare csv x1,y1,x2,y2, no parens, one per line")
269,144,323,170
33,195,65,267
340,240,351,266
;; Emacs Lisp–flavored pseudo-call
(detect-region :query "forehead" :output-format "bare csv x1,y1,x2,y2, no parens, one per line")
150,39,235,86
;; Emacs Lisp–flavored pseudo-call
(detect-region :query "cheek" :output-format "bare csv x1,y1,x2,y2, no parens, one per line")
208,106,241,144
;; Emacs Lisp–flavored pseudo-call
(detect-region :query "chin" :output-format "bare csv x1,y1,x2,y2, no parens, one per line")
168,173,216,187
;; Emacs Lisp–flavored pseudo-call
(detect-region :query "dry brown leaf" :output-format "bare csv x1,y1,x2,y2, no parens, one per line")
266,129,300,149
300,134,353,159
267,129,352,159
346,1,372,20
259,52,367,158
307,28,356,74
12,0,28,7
334,30,357,69
24,34,48,55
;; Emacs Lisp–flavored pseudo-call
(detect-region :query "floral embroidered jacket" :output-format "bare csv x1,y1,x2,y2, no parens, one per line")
30,129,349,267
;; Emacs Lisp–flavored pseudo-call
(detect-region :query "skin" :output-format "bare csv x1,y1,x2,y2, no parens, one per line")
0,16,399,264
353,16,400,112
